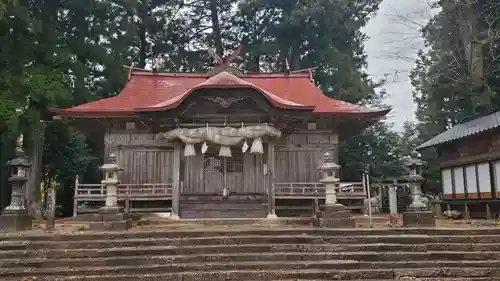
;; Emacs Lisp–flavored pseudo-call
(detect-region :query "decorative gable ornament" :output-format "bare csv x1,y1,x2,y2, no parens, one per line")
206,45,243,77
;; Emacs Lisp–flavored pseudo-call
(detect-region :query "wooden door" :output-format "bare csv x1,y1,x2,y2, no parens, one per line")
183,147,252,194
203,152,225,194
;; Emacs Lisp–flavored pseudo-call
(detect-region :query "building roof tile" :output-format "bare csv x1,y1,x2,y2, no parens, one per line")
51,70,390,119
417,110,500,149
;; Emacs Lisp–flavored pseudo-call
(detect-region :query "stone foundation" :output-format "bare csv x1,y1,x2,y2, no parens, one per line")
0,212,32,231
90,206,131,231
320,204,355,228
403,210,436,227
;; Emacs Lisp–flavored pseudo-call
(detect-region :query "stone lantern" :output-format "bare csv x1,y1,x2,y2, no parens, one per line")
405,150,426,209
319,152,341,205
317,152,354,228
0,145,33,231
90,152,131,231
402,150,435,227
101,153,121,212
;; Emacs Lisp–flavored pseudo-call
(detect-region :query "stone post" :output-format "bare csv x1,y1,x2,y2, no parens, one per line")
318,152,354,228
0,145,33,231
402,151,435,227
388,182,399,225
90,153,131,231
45,183,56,232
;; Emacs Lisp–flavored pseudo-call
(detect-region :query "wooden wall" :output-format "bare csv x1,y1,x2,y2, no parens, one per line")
275,130,338,183
104,128,338,191
105,130,175,184
439,129,500,167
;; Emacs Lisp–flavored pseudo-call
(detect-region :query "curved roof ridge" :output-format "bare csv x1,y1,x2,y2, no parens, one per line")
141,71,311,111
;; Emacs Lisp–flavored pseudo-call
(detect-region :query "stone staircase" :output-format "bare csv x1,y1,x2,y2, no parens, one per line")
1,227,500,280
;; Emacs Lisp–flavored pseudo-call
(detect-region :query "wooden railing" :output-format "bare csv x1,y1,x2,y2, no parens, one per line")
274,182,365,199
274,182,324,198
337,182,366,199
74,181,174,216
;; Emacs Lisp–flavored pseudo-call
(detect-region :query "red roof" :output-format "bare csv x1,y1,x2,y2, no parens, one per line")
51,70,390,119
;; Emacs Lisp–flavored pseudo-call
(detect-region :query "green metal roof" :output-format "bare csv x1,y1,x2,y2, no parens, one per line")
417,110,500,150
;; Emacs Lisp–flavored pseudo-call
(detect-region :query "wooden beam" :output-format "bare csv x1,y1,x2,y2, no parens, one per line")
267,142,276,217
172,142,182,218
440,151,500,168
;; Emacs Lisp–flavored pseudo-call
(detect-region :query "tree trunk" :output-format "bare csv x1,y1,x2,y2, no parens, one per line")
138,23,147,68
0,133,15,210
209,0,223,57
25,122,45,220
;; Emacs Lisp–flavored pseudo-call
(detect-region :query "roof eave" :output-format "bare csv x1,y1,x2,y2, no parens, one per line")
49,108,136,118
312,108,391,119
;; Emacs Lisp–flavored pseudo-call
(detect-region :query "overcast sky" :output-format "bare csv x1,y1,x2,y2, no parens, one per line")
364,0,436,131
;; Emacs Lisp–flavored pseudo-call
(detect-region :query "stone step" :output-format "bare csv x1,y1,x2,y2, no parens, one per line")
2,267,499,281
3,235,500,250
290,279,500,281
4,242,500,256
8,278,500,281
5,228,500,242
0,245,496,261
1,257,499,271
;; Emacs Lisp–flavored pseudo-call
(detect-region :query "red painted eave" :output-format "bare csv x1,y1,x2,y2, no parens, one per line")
313,108,391,119
49,108,136,117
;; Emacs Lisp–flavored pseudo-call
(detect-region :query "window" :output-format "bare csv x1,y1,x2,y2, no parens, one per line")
494,161,500,195
452,167,465,198
477,163,491,197
441,168,453,198
203,150,243,173
465,165,478,197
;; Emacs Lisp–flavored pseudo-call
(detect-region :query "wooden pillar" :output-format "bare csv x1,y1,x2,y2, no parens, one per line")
171,143,181,219
73,175,79,218
378,185,383,211
267,142,277,218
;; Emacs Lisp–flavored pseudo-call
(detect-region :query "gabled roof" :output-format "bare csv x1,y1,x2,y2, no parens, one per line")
139,71,312,112
417,110,500,149
51,70,390,119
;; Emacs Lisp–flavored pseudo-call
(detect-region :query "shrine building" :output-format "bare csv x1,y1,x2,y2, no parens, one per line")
51,61,389,219
418,109,500,218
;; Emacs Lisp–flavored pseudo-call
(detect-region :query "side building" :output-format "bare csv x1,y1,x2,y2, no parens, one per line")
418,110,500,218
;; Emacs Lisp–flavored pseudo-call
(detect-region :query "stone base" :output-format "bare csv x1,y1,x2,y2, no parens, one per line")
266,213,278,219
0,212,33,231
403,210,435,227
98,205,124,214
319,204,355,228
90,220,132,231
90,206,131,231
